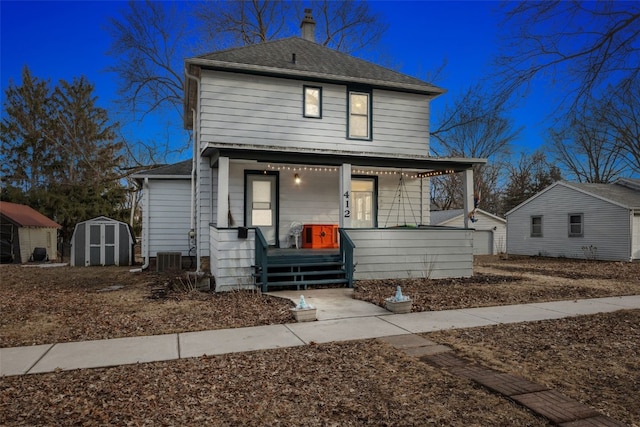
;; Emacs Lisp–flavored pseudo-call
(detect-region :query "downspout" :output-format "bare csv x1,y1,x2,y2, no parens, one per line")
131,177,150,272
185,65,201,272
143,177,150,269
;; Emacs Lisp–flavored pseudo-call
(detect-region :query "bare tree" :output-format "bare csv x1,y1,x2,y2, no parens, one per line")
106,0,190,118
599,80,640,175
431,84,518,159
194,1,295,49
310,0,388,52
548,95,627,183
502,151,562,213
430,163,503,215
496,1,640,115
195,1,387,53
430,84,521,215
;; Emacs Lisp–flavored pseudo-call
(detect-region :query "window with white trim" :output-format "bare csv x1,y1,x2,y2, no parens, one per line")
531,215,543,237
568,213,584,237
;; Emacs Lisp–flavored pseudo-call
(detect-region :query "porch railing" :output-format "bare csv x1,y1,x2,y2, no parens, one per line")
339,229,356,288
254,227,355,291
254,227,269,289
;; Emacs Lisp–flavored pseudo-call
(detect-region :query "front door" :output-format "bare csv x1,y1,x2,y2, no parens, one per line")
245,172,279,246
351,176,377,228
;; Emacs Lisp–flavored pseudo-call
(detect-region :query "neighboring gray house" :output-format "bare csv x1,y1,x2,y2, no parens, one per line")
431,209,506,255
136,11,486,291
506,179,640,261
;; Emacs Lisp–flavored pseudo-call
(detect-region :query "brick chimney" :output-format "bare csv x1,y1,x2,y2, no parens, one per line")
300,8,316,42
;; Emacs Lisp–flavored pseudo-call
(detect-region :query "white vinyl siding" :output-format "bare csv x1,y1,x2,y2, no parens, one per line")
210,227,255,291
146,180,191,256
199,71,431,157
210,162,430,248
346,228,473,280
507,184,632,261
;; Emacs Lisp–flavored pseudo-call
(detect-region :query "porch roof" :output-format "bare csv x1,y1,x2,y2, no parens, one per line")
203,143,486,172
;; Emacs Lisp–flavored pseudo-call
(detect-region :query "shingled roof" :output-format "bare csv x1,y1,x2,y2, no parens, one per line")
131,160,192,182
0,202,61,228
567,179,640,209
191,37,443,94
185,37,445,127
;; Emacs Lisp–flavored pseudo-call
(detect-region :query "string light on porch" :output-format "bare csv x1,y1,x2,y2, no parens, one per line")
353,169,419,179
417,169,457,178
264,164,456,179
266,164,338,172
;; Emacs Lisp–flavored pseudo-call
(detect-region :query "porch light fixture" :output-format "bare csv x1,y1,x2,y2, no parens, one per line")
294,173,301,184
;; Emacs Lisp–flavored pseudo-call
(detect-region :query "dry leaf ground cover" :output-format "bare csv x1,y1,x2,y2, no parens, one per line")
2,340,552,426
0,266,295,348
1,256,639,426
353,255,640,311
428,309,640,427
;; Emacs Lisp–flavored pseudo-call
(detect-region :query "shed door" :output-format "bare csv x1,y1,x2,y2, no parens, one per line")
473,230,493,255
88,223,117,266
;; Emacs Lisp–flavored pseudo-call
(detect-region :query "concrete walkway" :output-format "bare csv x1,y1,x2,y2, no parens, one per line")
2,292,639,377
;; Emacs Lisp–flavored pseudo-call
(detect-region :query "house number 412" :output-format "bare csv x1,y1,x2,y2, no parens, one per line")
343,191,351,218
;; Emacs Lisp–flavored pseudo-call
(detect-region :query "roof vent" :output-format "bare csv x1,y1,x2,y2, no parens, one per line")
300,8,316,42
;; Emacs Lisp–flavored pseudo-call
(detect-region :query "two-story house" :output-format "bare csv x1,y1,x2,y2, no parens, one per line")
135,11,486,291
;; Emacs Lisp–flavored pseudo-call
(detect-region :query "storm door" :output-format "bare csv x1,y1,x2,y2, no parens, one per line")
245,171,279,246
351,176,377,228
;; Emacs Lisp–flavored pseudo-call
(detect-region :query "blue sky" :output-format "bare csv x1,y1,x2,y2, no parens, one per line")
1,1,547,163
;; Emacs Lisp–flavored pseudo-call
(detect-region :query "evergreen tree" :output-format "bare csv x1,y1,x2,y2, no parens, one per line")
1,67,127,241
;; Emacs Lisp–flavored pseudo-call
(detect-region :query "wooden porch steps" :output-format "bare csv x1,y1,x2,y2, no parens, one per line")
254,252,348,292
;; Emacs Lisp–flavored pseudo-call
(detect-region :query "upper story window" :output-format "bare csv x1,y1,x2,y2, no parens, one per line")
348,89,371,139
568,213,584,237
531,215,543,237
303,86,322,118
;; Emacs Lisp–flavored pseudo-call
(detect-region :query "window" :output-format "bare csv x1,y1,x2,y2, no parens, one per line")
303,86,321,118
568,213,583,237
531,216,543,237
348,89,371,139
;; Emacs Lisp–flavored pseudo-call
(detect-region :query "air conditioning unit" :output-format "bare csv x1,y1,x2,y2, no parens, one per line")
156,252,182,272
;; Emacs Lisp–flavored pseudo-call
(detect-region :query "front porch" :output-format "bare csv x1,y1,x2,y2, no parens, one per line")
209,225,474,292
204,145,483,292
